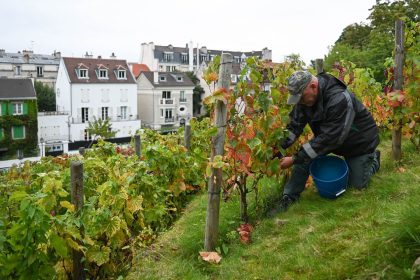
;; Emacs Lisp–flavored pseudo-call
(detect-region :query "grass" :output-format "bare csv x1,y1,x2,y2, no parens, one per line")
127,140,420,280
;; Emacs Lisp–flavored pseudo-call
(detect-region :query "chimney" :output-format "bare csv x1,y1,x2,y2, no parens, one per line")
110,52,116,59
55,51,61,58
97,55,102,59
22,49,33,56
153,71,159,84
188,41,193,71
84,51,90,58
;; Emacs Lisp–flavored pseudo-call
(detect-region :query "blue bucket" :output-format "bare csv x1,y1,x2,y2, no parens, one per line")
310,156,349,199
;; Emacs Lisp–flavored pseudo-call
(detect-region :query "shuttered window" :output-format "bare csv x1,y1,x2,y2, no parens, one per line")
12,125,25,139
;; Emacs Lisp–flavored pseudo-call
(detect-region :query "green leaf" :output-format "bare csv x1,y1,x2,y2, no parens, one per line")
86,245,111,266
9,191,28,202
50,233,68,258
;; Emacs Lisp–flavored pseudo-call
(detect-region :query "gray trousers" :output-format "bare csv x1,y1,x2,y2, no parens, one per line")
283,151,380,200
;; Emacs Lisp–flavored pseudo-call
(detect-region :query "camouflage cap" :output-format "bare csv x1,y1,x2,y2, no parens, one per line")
287,70,312,105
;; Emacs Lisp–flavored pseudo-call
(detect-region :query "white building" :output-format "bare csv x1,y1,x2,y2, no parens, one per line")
54,56,141,142
139,42,272,115
137,71,194,130
0,49,61,88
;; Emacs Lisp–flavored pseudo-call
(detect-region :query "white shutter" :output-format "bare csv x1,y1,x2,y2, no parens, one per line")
77,108,81,122
128,106,131,116
117,106,121,117
109,107,113,118
80,130,84,140
98,107,101,119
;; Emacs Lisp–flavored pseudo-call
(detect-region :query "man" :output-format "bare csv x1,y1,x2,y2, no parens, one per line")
270,70,380,214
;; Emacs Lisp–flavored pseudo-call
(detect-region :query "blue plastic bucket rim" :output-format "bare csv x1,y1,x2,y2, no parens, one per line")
310,155,349,183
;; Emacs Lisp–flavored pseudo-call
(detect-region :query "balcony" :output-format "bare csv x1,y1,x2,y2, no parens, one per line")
179,98,187,103
164,117,175,123
159,98,174,105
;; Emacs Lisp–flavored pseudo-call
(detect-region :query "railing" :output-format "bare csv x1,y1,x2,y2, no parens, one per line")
71,115,140,124
159,98,174,105
38,111,69,116
39,135,70,142
179,98,187,103
164,117,175,123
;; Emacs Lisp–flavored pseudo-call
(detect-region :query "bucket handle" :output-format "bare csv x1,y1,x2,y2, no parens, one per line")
335,189,346,197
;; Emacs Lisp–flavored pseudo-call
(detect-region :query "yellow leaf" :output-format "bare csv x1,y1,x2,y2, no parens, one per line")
60,201,75,212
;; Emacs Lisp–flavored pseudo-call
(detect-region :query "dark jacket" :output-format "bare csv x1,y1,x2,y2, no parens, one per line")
282,73,379,164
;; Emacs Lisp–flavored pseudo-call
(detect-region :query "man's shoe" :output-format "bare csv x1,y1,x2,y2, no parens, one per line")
267,195,296,217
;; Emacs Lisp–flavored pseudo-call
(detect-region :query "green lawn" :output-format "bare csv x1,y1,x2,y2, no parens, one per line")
127,141,420,280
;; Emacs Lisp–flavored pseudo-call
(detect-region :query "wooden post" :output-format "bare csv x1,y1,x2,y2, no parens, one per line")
315,58,324,74
392,20,404,161
71,161,85,280
204,53,232,251
135,134,141,158
184,123,191,151
78,147,85,156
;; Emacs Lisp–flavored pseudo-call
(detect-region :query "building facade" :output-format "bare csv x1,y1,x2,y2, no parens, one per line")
137,71,194,130
0,49,61,88
0,79,38,160
54,57,141,142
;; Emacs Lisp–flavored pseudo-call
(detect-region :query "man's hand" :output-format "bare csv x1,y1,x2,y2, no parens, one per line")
280,156,294,169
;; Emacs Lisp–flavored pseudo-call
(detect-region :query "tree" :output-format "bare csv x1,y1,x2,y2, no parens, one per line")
324,0,419,83
86,117,118,139
34,81,56,111
186,71,205,116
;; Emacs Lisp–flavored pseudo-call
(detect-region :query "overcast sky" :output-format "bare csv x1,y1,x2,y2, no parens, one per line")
1,0,376,65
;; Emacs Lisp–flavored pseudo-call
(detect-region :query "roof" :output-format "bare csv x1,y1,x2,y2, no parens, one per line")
131,63,150,78
0,51,60,65
153,44,266,64
0,78,36,100
62,57,136,84
142,71,195,88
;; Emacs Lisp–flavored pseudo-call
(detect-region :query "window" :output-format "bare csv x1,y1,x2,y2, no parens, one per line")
176,76,183,82
84,129,92,141
98,69,108,79
163,52,173,62
200,54,207,62
160,109,164,118
180,91,186,102
120,106,127,119
15,65,21,75
159,65,163,71
166,66,171,72
165,109,173,119
81,107,89,123
234,56,240,63
101,107,109,120
181,53,188,63
118,70,126,79
37,66,43,77
171,66,176,72
13,102,23,115
160,75,166,82
12,125,25,139
79,69,88,78
162,91,171,99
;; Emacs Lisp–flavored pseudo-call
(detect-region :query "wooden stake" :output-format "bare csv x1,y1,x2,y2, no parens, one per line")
204,53,232,251
71,161,85,280
392,20,404,161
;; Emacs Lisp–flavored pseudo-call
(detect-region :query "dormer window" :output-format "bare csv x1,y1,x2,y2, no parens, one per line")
99,69,108,79
79,69,88,78
76,63,89,79
160,75,166,82
114,65,127,80
176,76,183,82
118,70,126,79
